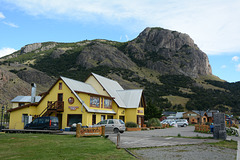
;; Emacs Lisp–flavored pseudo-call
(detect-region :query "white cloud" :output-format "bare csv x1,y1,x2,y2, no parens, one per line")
221,65,226,69
3,21,19,28
125,35,129,41
3,0,240,55
232,56,239,62
236,64,240,72
0,48,17,58
0,12,5,19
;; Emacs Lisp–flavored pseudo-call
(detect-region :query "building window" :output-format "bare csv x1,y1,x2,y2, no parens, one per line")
58,93,63,102
101,115,105,121
90,96,100,108
59,82,62,90
104,99,112,109
19,103,25,107
107,115,113,119
119,116,125,122
22,114,28,127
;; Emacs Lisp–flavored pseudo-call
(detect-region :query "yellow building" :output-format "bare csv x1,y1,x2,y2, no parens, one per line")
8,73,145,130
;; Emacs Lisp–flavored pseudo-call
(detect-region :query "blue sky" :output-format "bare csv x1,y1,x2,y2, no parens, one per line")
0,0,240,82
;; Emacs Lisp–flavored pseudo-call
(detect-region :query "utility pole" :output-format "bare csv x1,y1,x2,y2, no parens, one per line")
0,105,4,132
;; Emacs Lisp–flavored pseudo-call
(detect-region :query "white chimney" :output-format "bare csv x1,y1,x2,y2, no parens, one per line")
31,83,36,103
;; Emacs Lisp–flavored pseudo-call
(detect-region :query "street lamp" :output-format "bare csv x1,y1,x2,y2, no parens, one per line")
0,105,4,132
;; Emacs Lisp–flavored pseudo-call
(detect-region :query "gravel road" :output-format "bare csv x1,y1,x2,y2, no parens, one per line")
131,143,236,160
108,126,239,159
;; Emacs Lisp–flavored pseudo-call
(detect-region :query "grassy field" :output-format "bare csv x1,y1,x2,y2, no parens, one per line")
0,133,133,160
207,140,238,150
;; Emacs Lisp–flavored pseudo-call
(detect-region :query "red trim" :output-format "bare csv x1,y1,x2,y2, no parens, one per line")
38,92,47,96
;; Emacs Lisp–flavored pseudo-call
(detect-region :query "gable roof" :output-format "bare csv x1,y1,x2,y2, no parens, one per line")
192,110,206,117
176,112,185,118
91,73,143,108
117,89,143,108
60,76,116,114
11,96,41,103
61,76,98,95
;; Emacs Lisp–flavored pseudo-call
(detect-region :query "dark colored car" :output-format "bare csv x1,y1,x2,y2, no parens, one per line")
24,116,59,130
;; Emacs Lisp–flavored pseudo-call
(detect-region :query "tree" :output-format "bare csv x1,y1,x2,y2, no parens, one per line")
144,100,162,120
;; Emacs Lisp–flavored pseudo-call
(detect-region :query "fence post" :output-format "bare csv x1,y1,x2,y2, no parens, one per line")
117,132,120,149
76,124,81,138
101,126,105,136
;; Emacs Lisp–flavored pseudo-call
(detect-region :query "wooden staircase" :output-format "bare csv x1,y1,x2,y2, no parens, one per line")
34,101,64,119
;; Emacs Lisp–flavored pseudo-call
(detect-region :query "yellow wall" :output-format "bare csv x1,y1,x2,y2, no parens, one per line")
125,108,137,123
85,75,109,96
9,77,144,129
12,103,19,109
12,102,30,109
9,107,28,129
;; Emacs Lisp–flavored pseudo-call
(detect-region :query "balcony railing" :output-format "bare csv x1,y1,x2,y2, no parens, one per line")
47,101,64,112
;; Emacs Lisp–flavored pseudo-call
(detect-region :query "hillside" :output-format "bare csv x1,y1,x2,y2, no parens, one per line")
1,27,240,115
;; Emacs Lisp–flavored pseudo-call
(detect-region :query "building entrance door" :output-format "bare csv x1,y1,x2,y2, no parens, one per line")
57,114,62,129
92,115,96,125
58,93,63,102
119,116,125,122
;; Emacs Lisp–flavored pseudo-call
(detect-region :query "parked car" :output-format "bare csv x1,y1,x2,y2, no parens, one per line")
175,119,188,127
160,119,176,126
24,116,59,130
94,119,126,133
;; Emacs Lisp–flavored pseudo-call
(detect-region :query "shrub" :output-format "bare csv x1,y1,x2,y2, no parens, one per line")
125,122,138,128
226,127,239,136
205,122,210,126
147,118,161,127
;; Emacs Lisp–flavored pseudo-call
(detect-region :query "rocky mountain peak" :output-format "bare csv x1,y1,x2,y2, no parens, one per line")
126,27,212,78
138,27,196,50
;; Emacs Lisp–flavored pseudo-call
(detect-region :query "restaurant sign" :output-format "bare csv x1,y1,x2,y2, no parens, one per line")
76,125,105,137
68,106,79,111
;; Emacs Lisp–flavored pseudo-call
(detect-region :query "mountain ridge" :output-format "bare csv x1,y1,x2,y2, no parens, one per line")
1,27,239,115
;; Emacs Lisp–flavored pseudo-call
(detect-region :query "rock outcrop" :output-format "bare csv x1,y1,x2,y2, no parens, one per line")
126,27,212,78
76,41,136,69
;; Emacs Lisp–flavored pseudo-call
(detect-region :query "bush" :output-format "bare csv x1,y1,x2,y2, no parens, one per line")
125,122,138,128
147,118,161,127
205,122,210,126
226,127,239,136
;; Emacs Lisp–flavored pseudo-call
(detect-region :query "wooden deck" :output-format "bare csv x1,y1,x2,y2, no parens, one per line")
2,129,63,134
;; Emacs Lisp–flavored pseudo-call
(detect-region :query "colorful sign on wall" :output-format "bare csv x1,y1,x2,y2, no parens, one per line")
90,96,100,108
68,106,79,111
104,99,112,109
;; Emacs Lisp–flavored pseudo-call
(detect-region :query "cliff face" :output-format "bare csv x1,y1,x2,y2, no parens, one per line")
2,27,212,79
76,41,137,69
0,27,214,107
0,64,55,105
126,27,212,78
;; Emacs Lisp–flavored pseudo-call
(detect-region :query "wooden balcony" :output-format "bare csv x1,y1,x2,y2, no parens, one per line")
47,101,64,112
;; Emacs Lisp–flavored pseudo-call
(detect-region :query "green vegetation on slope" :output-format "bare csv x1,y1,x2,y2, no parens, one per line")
2,38,240,116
